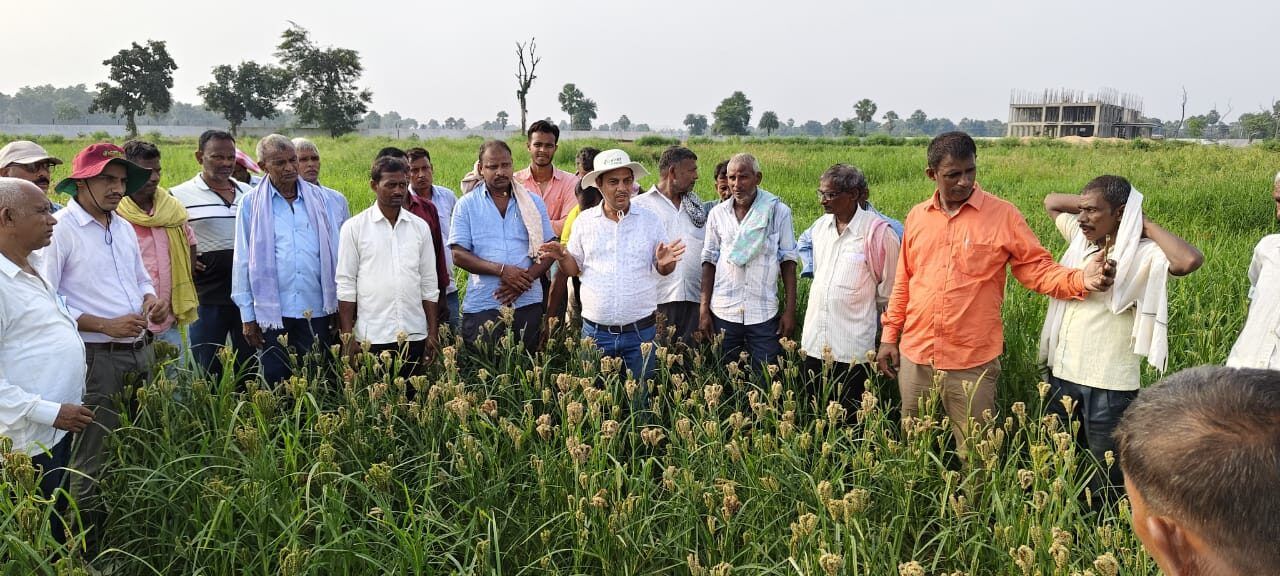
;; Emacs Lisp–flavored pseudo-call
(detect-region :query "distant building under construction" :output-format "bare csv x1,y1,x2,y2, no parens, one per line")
1007,89,1157,139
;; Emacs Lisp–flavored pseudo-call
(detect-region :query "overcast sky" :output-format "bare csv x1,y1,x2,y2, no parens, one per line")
8,0,1277,129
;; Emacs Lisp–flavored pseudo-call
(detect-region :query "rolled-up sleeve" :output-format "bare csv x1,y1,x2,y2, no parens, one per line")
1007,211,1085,300
775,204,799,263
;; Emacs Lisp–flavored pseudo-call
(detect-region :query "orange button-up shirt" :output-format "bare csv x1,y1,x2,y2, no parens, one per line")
514,166,580,237
881,184,1086,370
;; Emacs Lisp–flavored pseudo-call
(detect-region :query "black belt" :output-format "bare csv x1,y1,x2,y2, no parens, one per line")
84,334,153,352
584,314,656,334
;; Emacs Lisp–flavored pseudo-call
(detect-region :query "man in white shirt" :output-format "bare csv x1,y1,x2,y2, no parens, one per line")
292,137,352,226
0,178,94,538
1227,171,1280,369
800,165,900,415
39,143,168,545
547,149,685,412
1040,175,1202,498
337,156,439,388
172,130,257,381
699,153,800,370
633,146,705,345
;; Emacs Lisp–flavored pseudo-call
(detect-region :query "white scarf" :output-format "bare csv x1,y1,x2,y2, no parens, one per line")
1038,188,1171,372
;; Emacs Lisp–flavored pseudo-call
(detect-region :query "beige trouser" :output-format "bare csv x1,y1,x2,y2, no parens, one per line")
898,356,1001,450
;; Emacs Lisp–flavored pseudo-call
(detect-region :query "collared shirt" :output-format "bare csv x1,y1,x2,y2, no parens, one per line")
701,192,800,325
1227,234,1280,369
514,166,579,236
801,209,900,365
798,201,903,278
881,184,1086,370
411,185,459,294
39,200,156,344
449,182,553,313
337,206,439,344
317,183,351,225
131,195,198,333
171,174,252,306
0,252,86,456
231,182,330,323
633,187,705,304
1049,214,1150,391
567,205,665,326
404,187,452,296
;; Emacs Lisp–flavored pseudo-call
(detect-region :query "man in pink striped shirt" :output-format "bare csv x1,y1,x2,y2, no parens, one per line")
119,141,198,353
514,120,579,237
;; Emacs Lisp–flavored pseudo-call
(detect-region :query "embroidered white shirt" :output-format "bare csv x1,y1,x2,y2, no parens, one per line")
566,205,665,326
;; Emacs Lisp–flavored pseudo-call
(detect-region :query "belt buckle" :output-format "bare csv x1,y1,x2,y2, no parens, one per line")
607,322,625,335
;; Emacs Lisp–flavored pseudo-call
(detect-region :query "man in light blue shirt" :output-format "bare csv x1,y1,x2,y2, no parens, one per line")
231,135,342,383
449,140,554,353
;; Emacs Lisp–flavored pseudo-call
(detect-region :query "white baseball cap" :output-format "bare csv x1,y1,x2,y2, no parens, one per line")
0,140,62,169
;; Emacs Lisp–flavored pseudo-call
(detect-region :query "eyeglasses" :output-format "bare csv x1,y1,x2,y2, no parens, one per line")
816,190,848,201
10,161,55,173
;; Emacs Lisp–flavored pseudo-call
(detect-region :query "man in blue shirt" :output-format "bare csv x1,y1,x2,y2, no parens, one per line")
449,140,554,353
231,134,342,383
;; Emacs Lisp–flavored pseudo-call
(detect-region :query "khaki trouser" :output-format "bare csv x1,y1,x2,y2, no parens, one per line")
72,343,154,549
898,356,1001,450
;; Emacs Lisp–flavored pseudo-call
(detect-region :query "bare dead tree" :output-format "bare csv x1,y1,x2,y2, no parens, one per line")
1175,86,1187,139
515,38,540,135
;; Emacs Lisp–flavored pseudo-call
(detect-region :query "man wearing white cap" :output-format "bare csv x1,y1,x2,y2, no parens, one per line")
544,149,685,411
0,140,65,211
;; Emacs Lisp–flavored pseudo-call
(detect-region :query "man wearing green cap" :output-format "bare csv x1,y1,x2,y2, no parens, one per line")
37,142,169,549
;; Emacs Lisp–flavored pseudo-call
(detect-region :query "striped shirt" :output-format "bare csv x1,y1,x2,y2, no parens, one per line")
172,174,252,306
701,194,800,325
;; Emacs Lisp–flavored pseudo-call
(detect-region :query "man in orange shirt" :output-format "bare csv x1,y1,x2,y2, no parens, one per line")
876,132,1115,448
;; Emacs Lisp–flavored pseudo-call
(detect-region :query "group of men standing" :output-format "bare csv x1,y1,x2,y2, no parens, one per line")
9,125,1280,555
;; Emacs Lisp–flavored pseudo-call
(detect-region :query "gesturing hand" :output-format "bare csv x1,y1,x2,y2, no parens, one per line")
656,239,686,270
538,240,566,263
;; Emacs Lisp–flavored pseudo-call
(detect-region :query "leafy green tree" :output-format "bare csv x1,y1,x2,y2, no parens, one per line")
840,119,859,136
275,24,372,137
496,110,509,130
712,91,753,135
1238,112,1274,141
907,109,928,135
683,113,708,136
854,99,877,134
382,110,402,129
558,84,597,130
90,40,178,137
801,120,824,136
1185,116,1208,138
361,110,382,129
198,61,288,136
614,115,631,131
758,111,780,136
881,110,900,134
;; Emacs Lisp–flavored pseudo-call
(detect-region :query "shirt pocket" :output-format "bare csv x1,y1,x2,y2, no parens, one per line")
956,243,1005,279
833,252,869,295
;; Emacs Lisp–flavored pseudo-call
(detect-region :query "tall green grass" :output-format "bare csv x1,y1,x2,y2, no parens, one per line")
2,136,1274,574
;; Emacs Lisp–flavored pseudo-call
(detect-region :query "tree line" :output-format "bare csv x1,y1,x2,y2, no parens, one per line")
6,27,1277,141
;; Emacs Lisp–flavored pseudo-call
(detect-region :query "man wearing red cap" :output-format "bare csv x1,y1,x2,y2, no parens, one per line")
37,142,169,546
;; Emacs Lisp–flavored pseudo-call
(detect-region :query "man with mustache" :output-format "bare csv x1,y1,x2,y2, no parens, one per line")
699,153,800,370
0,140,65,211
545,149,686,412
336,156,439,386
172,130,257,381
877,131,1116,451
292,137,351,227
1039,175,1201,500
231,135,343,384
37,142,167,550
450,140,554,354
1226,170,1280,370
514,120,578,236
633,146,706,344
